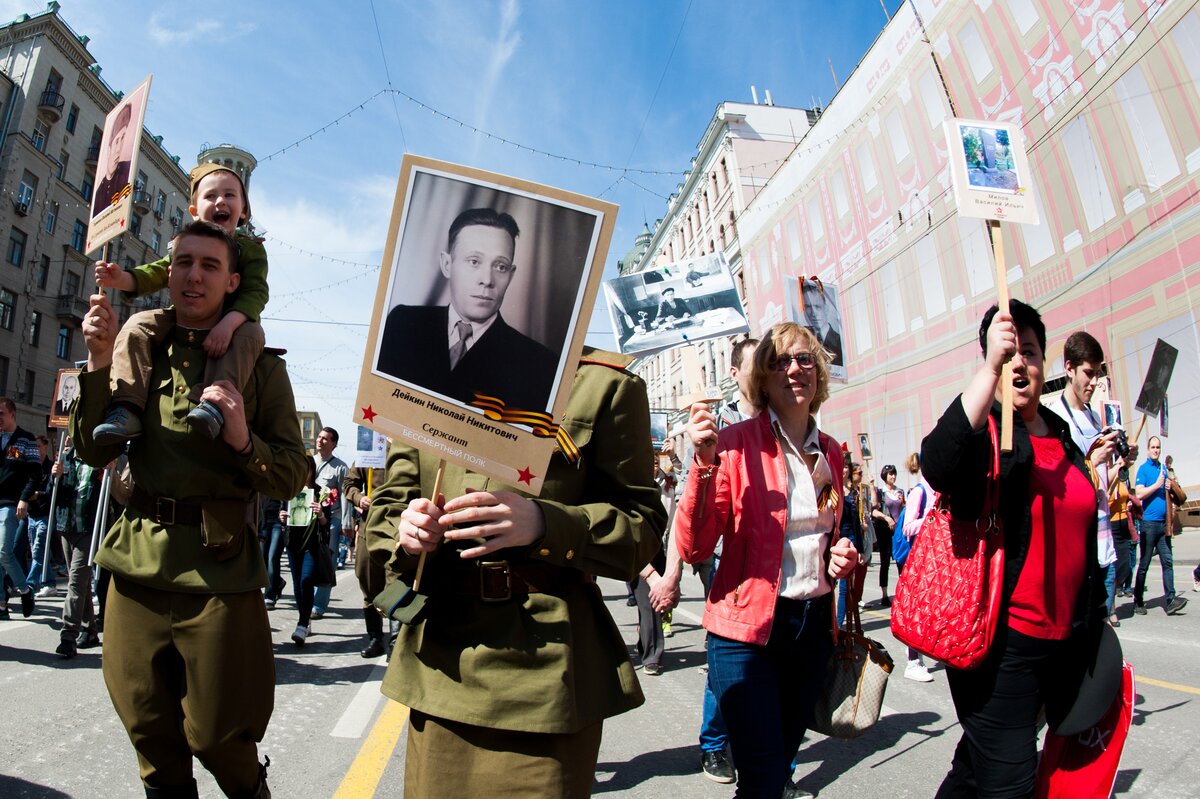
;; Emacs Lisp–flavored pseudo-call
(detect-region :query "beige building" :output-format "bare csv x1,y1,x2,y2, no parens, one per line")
0,2,190,433
619,100,819,418
296,410,323,456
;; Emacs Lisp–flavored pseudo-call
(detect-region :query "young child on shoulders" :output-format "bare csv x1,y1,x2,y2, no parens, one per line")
92,162,269,443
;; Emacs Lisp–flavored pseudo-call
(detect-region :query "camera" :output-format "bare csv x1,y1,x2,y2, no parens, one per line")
1103,426,1130,459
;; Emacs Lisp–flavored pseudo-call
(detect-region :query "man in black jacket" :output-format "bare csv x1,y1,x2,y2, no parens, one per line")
0,398,42,619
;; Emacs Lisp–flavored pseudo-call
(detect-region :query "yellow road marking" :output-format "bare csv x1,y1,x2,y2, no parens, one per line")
332,700,409,799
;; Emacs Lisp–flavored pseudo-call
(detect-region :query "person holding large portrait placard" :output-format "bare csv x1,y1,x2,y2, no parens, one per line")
366,347,665,798
376,208,557,412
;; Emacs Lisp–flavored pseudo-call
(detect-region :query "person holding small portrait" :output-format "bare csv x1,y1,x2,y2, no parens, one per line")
653,287,692,327
801,281,842,367
377,208,557,412
93,102,133,215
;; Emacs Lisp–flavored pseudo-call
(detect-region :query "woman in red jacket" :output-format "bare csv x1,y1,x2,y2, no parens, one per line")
675,322,857,799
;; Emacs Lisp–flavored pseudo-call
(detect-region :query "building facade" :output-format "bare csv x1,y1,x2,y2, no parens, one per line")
0,2,190,434
621,101,819,423
731,0,1200,487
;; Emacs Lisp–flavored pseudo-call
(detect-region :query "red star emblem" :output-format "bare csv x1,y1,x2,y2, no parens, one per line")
119,219,125,226
516,466,535,485
361,405,377,423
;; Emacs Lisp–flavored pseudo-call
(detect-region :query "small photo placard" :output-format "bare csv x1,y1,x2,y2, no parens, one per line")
49,368,81,429
944,118,1039,226
1103,400,1124,430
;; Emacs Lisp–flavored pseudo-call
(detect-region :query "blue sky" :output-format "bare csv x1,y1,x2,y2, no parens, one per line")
9,0,899,450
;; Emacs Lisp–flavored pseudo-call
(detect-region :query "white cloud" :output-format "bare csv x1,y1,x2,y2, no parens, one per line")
470,0,522,160
147,13,254,46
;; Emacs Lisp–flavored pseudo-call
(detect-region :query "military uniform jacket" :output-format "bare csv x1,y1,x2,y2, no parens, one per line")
366,349,666,734
70,325,309,593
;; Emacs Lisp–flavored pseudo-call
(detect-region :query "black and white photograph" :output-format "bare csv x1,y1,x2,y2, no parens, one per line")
371,164,601,415
87,74,152,255
1160,393,1169,438
857,432,872,460
49,368,81,429
603,252,750,355
1134,338,1178,417
785,275,847,382
1104,400,1124,430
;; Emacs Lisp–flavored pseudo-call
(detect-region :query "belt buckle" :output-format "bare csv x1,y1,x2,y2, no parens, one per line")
155,497,176,525
479,560,512,602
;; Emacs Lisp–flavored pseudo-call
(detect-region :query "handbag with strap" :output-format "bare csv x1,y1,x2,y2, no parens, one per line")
890,416,1005,671
303,519,337,588
811,568,895,739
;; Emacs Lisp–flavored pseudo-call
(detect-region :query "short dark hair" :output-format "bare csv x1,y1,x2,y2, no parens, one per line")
730,337,759,371
662,287,676,296
320,426,339,444
1064,330,1104,369
112,102,133,131
979,299,1045,358
447,208,519,252
881,464,897,480
0,397,15,413
172,220,239,273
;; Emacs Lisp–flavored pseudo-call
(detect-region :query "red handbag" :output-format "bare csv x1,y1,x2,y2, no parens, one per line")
890,416,1005,670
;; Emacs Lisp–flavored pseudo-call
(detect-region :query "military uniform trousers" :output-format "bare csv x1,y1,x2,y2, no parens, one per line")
404,709,603,799
104,575,274,794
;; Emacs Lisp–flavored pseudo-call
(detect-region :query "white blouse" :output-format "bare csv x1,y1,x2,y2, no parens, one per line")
770,410,835,600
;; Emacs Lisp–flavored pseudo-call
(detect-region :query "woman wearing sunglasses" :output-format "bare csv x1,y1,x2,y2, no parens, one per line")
675,321,857,799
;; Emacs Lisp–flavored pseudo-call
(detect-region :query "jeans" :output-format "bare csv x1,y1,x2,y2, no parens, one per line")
287,538,319,627
1112,519,1133,594
1103,563,1115,614
260,522,286,601
312,517,340,612
707,593,833,798
0,505,29,592
60,531,95,638
698,673,730,753
1134,519,1175,605
24,515,56,590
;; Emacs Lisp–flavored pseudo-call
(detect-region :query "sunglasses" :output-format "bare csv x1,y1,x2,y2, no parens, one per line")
771,352,817,371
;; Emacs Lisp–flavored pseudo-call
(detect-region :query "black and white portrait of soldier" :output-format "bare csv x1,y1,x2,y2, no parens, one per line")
801,279,843,367
92,100,135,217
374,169,600,414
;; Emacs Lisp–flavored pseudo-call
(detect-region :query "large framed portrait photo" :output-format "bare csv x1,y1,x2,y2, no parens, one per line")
87,74,152,255
355,156,617,494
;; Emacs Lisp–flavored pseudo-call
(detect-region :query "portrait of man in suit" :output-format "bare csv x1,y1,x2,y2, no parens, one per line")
801,279,843,367
376,207,557,412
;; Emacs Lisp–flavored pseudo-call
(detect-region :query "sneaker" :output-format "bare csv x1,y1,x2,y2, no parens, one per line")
662,620,673,638
263,598,276,610
1193,578,1200,593
185,400,225,439
19,587,33,618
1133,605,1147,615
35,585,57,598
904,660,934,682
76,631,101,649
643,662,661,676
1166,596,1188,615
310,609,325,620
291,625,309,646
55,638,76,659
92,405,144,446
783,783,816,799
700,750,735,784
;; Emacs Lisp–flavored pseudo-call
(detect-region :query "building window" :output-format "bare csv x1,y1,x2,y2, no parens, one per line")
32,119,49,152
19,369,34,403
150,230,161,254
66,103,79,133
71,220,86,252
17,171,36,211
57,150,69,180
130,214,142,237
63,271,81,298
29,311,40,347
0,289,16,330
155,190,166,218
7,229,26,267
44,202,58,235
80,175,93,201
0,356,8,394
170,206,184,232
36,255,49,289
56,325,71,359
135,171,147,193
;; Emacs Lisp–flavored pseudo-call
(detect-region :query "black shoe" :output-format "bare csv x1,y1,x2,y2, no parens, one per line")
700,750,735,784
55,638,77,659
879,596,892,608
626,595,637,607
783,784,815,799
361,635,386,658
76,631,101,649
19,588,33,617
93,405,144,446
1133,605,1147,615
1166,596,1188,615
185,400,224,439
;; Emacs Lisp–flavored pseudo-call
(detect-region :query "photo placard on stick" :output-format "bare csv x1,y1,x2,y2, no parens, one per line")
354,425,388,469
857,433,872,460
287,488,315,527
649,411,669,451
49,369,81,429
944,118,1039,225
1103,401,1124,430
355,155,616,494
1134,339,1177,417
87,75,152,255
784,276,847,383
602,251,749,355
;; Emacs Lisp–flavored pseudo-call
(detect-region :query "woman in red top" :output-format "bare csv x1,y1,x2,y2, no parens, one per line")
676,322,857,799
921,301,1111,798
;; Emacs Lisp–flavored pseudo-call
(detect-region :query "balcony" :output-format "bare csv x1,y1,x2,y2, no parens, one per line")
37,90,65,123
132,189,152,214
55,294,89,323
85,143,99,166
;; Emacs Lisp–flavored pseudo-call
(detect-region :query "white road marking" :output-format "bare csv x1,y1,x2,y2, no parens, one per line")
330,661,388,738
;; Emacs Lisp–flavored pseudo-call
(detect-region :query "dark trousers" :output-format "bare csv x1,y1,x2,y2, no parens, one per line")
936,626,1076,799
708,593,833,799
1134,520,1176,605
286,538,318,627
876,521,892,591
260,522,286,602
1112,519,1133,596
634,576,664,668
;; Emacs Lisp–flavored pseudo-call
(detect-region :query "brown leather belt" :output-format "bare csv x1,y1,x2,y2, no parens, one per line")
128,487,204,527
444,558,580,602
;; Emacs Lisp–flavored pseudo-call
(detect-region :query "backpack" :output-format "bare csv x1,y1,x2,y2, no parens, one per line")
892,484,928,567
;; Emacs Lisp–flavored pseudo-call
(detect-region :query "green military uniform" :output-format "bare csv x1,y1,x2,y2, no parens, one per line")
344,467,387,649
111,236,269,409
71,324,308,798
366,348,665,798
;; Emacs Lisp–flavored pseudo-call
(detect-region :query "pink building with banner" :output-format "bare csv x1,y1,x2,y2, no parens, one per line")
735,0,1200,487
